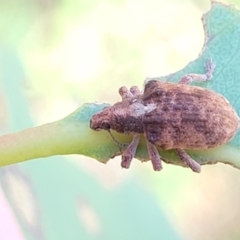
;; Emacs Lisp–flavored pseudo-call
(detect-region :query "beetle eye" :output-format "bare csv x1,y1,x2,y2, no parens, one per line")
102,122,110,130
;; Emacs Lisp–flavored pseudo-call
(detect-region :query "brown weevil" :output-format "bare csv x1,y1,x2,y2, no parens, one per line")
90,60,239,173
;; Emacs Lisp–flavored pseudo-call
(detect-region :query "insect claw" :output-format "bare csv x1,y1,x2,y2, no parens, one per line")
205,58,215,80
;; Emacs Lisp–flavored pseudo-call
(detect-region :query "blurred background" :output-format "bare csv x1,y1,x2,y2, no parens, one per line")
0,0,240,239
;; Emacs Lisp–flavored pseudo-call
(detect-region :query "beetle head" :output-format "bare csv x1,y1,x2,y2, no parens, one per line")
90,107,112,131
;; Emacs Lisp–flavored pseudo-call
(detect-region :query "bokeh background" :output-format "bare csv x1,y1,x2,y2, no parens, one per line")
0,0,240,239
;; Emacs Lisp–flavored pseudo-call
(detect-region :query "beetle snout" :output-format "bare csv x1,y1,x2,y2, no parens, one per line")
90,107,112,131
90,118,100,131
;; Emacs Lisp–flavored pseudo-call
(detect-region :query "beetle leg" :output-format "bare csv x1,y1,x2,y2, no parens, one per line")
119,86,133,100
119,86,141,100
175,148,201,173
121,134,140,169
146,141,163,171
179,59,215,84
130,86,141,96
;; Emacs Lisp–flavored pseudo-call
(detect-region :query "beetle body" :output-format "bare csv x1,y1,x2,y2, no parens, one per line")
91,80,239,150
90,60,239,173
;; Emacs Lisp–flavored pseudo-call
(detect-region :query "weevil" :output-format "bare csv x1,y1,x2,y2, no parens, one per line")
90,60,239,173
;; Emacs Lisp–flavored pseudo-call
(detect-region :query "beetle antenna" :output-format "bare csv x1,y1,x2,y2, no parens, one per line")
107,130,129,151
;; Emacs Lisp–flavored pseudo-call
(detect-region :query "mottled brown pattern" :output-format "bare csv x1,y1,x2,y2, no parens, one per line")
142,80,239,150
90,100,144,134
